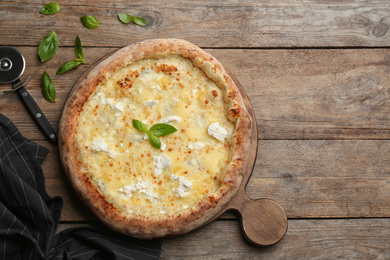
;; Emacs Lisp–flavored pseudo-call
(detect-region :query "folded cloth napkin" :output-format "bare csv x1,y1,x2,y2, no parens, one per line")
0,114,162,260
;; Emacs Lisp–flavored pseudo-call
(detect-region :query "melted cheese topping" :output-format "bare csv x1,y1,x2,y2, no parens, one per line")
76,54,234,216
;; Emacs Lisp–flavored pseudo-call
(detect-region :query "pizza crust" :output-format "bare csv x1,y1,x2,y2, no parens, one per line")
59,38,252,238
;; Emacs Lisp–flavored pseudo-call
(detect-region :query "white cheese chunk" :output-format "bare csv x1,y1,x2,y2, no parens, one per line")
95,92,124,112
153,154,171,176
106,98,124,112
132,133,147,143
151,85,162,91
188,142,205,150
188,158,199,166
144,100,159,107
90,138,116,158
159,115,183,124
171,174,193,198
160,141,166,151
118,181,159,201
128,104,136,110
95,92,106,104
97,180,105,192
208,122,228,141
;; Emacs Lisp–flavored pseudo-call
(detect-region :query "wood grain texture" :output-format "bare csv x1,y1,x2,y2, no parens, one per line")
250,140,390,218
56,219,390,259
1,1,390,48
2,0,390,256
161,219,390,259
1,47,390,140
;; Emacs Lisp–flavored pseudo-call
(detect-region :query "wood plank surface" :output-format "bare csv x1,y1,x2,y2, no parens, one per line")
1,1,390,48
2,0,390,256
57,219,390,259
2,47,390,141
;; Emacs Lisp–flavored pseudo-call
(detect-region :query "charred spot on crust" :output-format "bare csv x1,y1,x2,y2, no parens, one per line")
208,196,216,203
156,63,178,74
211,90,218,97
228,107,241,118
227,91,236,99
73,96,89,112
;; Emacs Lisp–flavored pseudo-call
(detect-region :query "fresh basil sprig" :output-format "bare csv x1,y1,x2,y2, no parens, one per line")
38,31,59,62
41,72,56,103
39,2,61,15
117,13,149,26
56,36,86,74
132,120,177,149
80,15,101,29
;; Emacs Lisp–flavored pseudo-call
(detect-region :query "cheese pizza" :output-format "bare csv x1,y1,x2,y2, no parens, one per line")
59,38,252,238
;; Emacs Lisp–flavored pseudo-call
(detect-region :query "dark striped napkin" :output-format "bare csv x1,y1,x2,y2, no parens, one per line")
0,113,162,260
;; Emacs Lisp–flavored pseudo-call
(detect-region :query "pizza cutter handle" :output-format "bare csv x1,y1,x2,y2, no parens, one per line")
15,84,58,144
230,194,287,246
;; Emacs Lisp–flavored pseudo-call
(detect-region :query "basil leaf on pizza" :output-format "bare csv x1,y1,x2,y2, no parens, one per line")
147,132,161,149
132,119,149,133
132,120,177,148
149,123,177,137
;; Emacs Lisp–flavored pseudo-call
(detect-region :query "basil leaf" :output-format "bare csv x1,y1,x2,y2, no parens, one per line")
38,31,59,62
56,60,82,75
118,13,133,24
41,72,56,103
80,15,101,29
133,16,149,26
149,123,177,137
74,36,85,62
148,133,161,149
132,120,177,149
132,120,149,133
39,2,61,15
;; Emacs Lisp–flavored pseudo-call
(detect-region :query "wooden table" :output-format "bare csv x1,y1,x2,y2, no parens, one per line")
1,0,390,258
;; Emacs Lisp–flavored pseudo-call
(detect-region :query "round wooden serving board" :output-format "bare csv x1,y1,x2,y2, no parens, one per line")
62,49,287,247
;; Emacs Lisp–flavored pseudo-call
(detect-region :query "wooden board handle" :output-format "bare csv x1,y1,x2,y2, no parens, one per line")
229,194,288,246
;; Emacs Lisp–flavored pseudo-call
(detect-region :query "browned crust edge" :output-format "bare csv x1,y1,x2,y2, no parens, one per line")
58,38,252,239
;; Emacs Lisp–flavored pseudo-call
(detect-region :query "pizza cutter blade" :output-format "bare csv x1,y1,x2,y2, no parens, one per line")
0,46,57,144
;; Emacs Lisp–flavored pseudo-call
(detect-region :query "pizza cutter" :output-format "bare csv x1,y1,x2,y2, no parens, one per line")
0,46,57,144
